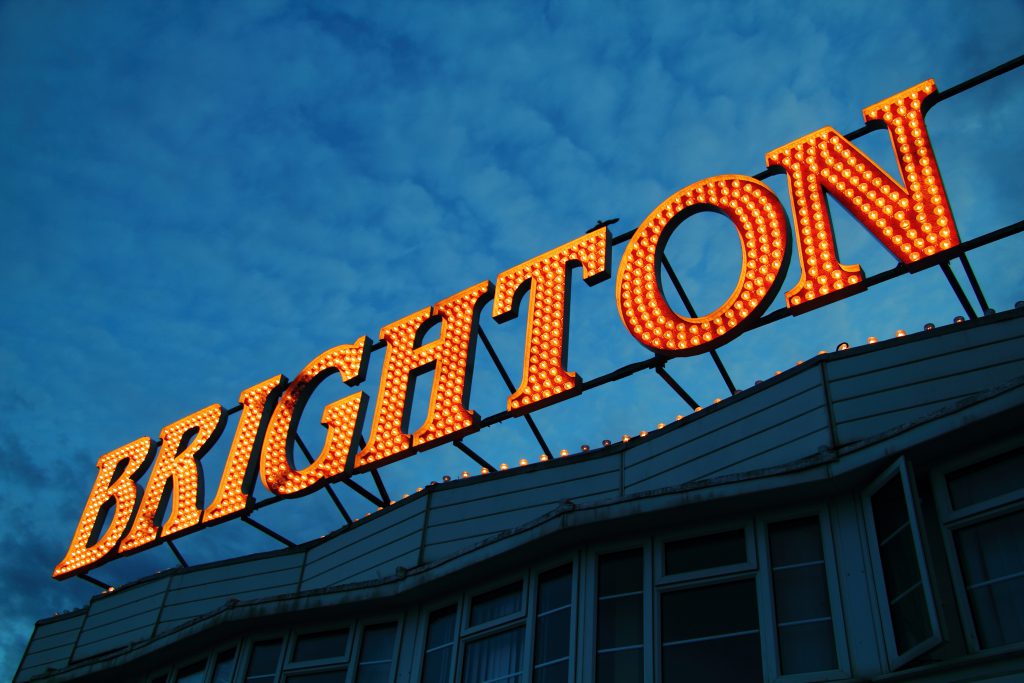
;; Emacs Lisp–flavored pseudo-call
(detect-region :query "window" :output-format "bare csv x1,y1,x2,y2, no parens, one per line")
282,627,350,682
767,517,839,676
210,649,237,683
355,623,398,683
422,607,457,683
658,529,759,683
533,565,573,683
865,458,940,667
246,640,285,683
596,549,644,682
419,562,577,682
935,447,1024,650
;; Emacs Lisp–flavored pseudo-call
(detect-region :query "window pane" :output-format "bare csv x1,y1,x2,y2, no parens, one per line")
422,649,453,683
597,549,642,596
286,672,346,683
534,607,570,664
463,627,524,683
534,564,572,676
176,661,205,683
947,451,1024,510
597,594,642,649
768,517,823,566
870,474,933,655
872,476,909,541
772,565,830,623
778,621,836,673
957,509,1024,648
661,580,758,643
423,607,456,683
665,529,746,575
533,659,569,683
293,629,349,662
211,649,236,683
470,583,522,626
426,607,457,650
246,640,283,682
769,517,836,674
662,632,760,683
537,565,572,613
356,624,396,683
596,649,642,683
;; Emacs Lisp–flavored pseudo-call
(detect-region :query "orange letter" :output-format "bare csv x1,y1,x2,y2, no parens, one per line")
119,405,225,553
53,438,155,578
203,376,286,522
766,80,959,311
355,281,493,471
616,176,789,354
260,338,370,497
492,229,609,412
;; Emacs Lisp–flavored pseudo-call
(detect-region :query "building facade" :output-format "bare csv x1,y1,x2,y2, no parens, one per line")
16,307,1024,683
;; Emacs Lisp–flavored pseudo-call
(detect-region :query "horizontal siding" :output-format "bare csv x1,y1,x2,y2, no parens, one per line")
301,515,424,590
305,497,427,567
419,457,620,564
72,607,163,660
15,614,84,683
624,370,828,493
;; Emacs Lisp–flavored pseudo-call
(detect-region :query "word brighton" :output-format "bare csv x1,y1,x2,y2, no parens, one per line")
57,80,958,578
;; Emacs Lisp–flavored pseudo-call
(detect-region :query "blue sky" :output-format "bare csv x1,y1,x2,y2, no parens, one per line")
1,0,1022,676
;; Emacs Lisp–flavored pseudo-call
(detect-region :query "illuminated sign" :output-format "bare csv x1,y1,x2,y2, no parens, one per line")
55,79,960,579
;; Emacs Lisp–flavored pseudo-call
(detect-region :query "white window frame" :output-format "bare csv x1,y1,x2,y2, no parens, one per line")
931,437,1024,653
349,618,404,683
280,623,355,679
420,554,577,683
586,540,653,683
862,456,941,670
756,509,850,683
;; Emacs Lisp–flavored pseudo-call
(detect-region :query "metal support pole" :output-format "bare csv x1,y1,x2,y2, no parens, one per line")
453,440,498,473
661,256,738,395
940,262,978,320
371,470,391,506
655,365,701,411
341,478,385,509
77,574,113,591
167,540,188,568
958,254,990,312
295,434,353,524
477,327,553,455
241,516,296,548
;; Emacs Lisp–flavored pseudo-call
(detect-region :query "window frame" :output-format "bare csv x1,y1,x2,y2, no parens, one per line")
420,554,577,683
862,456,942,670
756,508,850,683
931,438,1024,653
279,622,356,679
588,539,653,683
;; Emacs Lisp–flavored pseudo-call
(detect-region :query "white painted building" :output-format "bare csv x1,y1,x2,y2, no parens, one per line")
16,307,1024,683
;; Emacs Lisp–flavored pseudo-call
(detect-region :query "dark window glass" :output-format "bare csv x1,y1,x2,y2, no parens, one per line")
596,649,642,683
285,672,346,683
870,475,933,655
534,565,572,681
956,509,1024,648
470,583,522,626
211,649,236,683
769,517,837,674
947,451,1024,510
664,529,746,575
422,607,457,683
176,661,205,683
246,640,283,683
462,627,524,683
293,629,349,663
597,549,643,595
596,550,643,682
356,623,396,683
661,580,760,683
